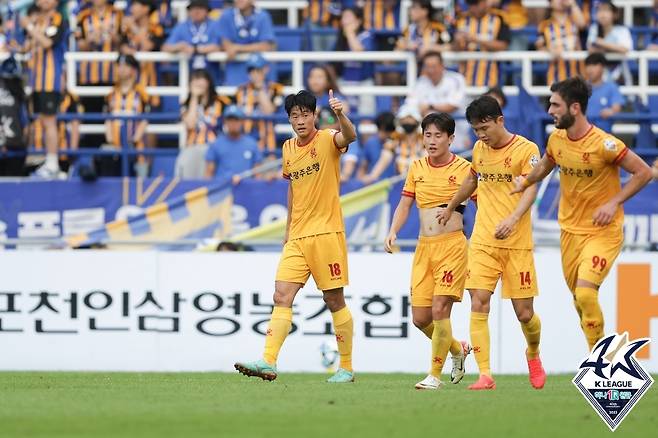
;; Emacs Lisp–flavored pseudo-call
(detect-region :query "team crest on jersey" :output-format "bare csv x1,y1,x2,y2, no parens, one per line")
582,152,591,164
557,150,563,158
573,333,653,431
310,147,317,158
417,176,424,182
286,160,290,168
448,175,457,185
504,157,512,168
604,138,617,151
529,155,539,168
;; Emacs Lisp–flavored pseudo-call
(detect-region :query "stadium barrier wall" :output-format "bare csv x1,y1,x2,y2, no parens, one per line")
1,250,657,374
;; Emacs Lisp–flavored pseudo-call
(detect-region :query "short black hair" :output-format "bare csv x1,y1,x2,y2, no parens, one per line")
421,50,443,67
585,52,607,66
285,90,317,116
465,95,503,125
375,111,396,132
421,112,455,136
484,86,507,109
550,77,591,113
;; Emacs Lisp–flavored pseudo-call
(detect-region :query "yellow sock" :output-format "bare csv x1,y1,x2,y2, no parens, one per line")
470,312,491,376
331,307,354,372
263,306,292,364
430,319,452,377
422,323,460,355
575,286,604,350
521,313,541,359
421,322,433,339
449,338,462,356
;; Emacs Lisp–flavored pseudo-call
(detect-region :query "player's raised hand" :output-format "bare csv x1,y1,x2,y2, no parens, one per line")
436,207,452,226
384,231,397,253
592,201,618,227
328,89,343,116
510,176,528,195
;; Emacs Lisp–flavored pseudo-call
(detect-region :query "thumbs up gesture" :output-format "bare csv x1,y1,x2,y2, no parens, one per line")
328,89,343,116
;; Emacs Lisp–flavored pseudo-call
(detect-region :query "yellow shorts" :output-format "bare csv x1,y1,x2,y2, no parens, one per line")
465,243,538,299
560,229,623,292
410,231,468,307
276,232,349,290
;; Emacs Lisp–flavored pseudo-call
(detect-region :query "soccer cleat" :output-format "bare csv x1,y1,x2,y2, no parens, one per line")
468,374,496,390
234,359,278,381
415,374,443,390
327,368,355,383
450,341,472,384
527,356,546,389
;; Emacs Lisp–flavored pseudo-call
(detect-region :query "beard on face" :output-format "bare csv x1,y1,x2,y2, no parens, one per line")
555,112,575,129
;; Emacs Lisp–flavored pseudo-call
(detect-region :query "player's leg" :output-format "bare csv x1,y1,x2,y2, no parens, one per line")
308,232,354,383
323,288,355,383
235,239,310,380
503,249,545,388
410,238,435,338
572,232,622,350
464,244,500,390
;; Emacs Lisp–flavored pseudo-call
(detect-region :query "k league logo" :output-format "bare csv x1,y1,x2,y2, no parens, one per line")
573,333,653,431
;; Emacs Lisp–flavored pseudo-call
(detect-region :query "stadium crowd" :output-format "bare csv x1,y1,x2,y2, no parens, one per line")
0,0,656,180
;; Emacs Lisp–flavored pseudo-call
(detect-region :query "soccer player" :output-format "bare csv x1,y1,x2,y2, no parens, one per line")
437,96,546,390
385,113,472,390
511,78,653,351
235,90,357,383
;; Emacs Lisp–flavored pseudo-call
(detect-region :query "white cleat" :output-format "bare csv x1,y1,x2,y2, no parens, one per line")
415,374,443,390
451,341,472,384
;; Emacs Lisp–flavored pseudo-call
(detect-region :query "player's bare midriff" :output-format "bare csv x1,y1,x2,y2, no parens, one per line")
418,206,463,237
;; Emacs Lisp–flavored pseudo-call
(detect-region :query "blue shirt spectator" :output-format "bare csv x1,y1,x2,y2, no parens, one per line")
162,0,221,75
218,0,276,85
205,105,263,180
585,53,625,133
334,8,376,82
359,112,397,183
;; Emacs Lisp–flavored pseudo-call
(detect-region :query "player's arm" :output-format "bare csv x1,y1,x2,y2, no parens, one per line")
328,90,356,149
283,184,292,244
510,154,556,194
437,171,478,225
385,195,413,253
495,183,537,240
593,150,653,226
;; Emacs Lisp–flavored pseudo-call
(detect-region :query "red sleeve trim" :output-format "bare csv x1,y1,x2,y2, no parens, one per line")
401,190,415,198
282,173,290,180
613,147,629,165
333,131,341,148
546,153,555,163
470,168,477,176
521,173,528,177
470,194,478,201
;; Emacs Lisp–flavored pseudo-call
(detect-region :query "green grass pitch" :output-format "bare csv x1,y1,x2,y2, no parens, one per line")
1,372,655,438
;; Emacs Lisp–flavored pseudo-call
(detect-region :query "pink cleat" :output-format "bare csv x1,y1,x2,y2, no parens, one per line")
527,356,546,389
468,374,496,390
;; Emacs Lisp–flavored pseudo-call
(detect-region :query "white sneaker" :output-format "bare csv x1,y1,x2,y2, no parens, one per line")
415,374,443,390
33,163,59,179
451,341,472,384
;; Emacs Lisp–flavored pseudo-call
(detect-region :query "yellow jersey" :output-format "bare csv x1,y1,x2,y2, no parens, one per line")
402,154,474,208
546,125,628,234
471,134,540,249
282,129,346,240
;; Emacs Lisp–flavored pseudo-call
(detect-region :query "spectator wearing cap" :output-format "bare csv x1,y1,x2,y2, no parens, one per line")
217,0,276,85
205,105,263,183
103,54,150,176
162,0,221,75
120,0,164,108
235,53,284,159
362,105,424,181
584,53,625,133
587,0,633,85
333,7,376,115
404,51,469,151
358,111,397,184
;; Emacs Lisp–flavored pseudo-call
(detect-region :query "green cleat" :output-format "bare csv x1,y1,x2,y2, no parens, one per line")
234,359,278,381
327,368,355,383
